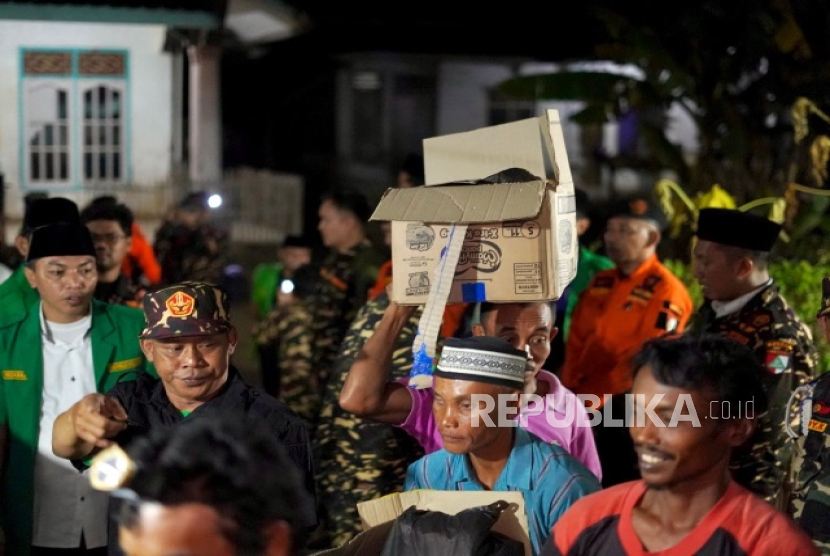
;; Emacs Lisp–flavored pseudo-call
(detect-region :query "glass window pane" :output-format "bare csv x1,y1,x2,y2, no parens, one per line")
58,90,67,120
113,125,120,146
99,153,107,179
99,125,107,146
112,91,121,120
44,125,53,147
59,152,68,180
30,129,40,147
113,152,121,180
31,153,40,180
98,87,106,120
45,153,54,180
84,152,93,179
84,90,93,120
60,125,68,146
84,124,92,146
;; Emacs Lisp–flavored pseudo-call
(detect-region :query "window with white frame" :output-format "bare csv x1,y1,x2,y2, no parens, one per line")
21,49,128,188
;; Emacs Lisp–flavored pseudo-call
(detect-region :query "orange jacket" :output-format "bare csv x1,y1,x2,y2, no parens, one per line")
123,223,162,285
561,254,692,402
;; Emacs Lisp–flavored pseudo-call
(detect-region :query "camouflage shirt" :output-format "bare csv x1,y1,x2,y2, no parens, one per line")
789,372,830,554
94,273,146,309
313,292,426,548
689,282,819,507
154,222,229,286
306,240,385,389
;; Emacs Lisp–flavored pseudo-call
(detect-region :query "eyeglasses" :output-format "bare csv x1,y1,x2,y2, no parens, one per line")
91,233,127,244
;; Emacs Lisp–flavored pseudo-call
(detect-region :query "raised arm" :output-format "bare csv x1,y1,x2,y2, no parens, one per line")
339,302,418,425
52,393,128,460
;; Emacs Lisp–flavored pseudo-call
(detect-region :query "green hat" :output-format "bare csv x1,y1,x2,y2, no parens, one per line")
818,277,830,319
140,282,231,339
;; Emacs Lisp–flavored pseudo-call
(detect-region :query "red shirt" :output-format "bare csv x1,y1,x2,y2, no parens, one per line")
544,480,819,556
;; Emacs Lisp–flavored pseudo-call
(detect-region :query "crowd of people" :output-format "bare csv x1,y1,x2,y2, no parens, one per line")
0,164,827,556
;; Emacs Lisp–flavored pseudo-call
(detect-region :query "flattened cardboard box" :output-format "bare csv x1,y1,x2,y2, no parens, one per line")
371,109,577,305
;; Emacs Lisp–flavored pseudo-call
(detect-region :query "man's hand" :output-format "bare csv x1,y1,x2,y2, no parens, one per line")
70,394,128,450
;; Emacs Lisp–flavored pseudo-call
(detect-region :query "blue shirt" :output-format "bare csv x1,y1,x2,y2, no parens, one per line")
404,428,601,555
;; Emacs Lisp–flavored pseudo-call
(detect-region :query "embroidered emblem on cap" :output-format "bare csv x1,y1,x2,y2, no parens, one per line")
166,291,195,317
629,199,648,215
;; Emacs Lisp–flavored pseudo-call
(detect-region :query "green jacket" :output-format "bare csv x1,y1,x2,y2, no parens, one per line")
251,262,284,319
563,246,614,337
0,299,149,555
0,266,38,322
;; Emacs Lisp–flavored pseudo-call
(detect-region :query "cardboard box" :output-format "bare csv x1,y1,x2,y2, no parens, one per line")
370,109,577,305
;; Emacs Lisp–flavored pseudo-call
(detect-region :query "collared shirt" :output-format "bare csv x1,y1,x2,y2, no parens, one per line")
711,278,772,318
562,254,693,401
32,306,109,549
400,370,602,480
104,367,317,528
404,427,601,556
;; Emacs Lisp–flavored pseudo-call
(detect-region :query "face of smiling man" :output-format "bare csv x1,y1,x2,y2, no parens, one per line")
628,365,750,491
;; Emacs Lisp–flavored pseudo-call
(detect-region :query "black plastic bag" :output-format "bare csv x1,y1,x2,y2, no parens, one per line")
379,500,524,556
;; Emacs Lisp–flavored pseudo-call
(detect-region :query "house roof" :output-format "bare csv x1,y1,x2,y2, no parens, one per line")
0,0,227,28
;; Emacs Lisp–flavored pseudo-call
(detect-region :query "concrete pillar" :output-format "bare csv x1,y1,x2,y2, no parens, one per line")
188,45,222,184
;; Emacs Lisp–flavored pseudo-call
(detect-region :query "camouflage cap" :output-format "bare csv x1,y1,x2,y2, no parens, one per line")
140,282,231,339
818,276,830,319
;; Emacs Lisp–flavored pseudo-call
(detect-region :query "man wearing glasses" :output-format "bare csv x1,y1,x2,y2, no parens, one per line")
80,201,145,308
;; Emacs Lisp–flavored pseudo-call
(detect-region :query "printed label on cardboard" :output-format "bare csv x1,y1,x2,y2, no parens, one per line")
406,271,431,296
502,220,541,239
456,240,502,274
514,263,543,294
406,223,435,251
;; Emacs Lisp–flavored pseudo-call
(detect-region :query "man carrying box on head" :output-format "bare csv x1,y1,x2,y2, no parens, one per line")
340,299,602,480
0,221,148,556
403,335,600,556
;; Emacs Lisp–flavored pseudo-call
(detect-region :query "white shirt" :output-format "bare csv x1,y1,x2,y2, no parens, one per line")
31,306,109,549
711,278,773,319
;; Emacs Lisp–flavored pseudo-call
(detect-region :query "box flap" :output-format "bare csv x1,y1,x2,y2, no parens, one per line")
423,117,548,184
370,181,546,223
358,490,531,556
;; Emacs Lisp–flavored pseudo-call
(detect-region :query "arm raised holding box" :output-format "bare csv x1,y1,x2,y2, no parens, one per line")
339,301,418,425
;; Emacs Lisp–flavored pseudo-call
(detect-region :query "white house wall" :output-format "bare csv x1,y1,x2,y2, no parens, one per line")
0,20,173,215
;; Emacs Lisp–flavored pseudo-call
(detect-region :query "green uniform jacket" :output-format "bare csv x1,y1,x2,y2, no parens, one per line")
0,266,39,322
0,299,148,555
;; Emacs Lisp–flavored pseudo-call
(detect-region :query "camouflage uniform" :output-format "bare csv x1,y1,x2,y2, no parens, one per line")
788,275,830,553
313,292,426,549
306,240,385,423
789,373,830,554
153,222,229,286
94,273,146,308
253,299,318,426
689,282,819,508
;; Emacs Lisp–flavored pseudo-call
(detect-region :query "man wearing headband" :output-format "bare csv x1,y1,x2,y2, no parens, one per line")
404,336,600,556
51,281,317,554
0,222,148,556
689,207,817,506
339,301,601,479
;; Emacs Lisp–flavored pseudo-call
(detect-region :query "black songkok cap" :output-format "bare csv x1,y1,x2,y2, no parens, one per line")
27,222,96,262
695,208,781,252
21,197,80,236
607,195,668,231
